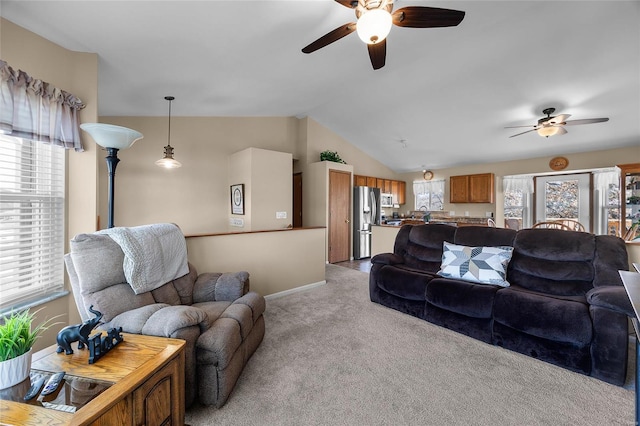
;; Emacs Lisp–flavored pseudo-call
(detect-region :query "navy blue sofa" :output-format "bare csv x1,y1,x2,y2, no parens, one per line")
370,224,631,385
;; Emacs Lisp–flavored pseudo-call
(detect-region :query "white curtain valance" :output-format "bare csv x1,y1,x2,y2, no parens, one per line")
413,179,444,196
0,60,85,151
503,176,534,194
593,170,620,190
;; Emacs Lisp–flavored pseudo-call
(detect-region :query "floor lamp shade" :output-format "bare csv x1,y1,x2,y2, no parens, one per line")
80,123,143,149
80,123,143,228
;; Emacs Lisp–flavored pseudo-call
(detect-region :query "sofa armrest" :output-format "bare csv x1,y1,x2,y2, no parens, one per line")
586,286,634,317
193,271,250,303
371,253,404,266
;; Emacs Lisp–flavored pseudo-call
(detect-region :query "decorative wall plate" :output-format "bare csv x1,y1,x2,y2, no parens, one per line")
549,156,569,171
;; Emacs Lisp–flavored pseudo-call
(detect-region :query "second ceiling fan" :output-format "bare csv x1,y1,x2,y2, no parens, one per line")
302,0,465,70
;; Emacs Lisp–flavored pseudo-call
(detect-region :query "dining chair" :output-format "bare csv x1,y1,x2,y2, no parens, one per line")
531,221,572,231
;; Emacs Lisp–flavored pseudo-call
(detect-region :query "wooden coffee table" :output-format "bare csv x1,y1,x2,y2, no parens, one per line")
0,333,185,425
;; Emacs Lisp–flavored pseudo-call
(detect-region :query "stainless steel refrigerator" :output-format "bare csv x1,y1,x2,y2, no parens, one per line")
353,186,381,259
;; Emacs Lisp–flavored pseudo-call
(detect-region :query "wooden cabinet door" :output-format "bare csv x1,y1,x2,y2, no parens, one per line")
397,181,406,204
469,173,495,203
450,175,469,203
391,181,399,204
354,175,366,187
329,170,351,263
376,178,385,190
384,180,392,193
366,176,377,188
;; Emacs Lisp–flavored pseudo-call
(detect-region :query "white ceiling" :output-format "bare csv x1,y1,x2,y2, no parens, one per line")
2,0,639,173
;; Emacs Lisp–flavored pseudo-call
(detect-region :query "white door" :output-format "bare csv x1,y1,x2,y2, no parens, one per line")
535,173,591,232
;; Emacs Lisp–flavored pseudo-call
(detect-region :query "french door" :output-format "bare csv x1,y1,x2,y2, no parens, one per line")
535,173,591,232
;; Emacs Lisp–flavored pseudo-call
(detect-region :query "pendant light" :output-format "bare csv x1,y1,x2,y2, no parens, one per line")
155,95,182,169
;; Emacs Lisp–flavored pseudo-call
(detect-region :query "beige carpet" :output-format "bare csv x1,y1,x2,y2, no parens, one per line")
185,264,635,425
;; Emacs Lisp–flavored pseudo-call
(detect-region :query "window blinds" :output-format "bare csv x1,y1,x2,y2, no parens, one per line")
0,135,65,310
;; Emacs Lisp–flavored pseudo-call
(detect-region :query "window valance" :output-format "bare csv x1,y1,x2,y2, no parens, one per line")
503,176,534,194
0,60,85,151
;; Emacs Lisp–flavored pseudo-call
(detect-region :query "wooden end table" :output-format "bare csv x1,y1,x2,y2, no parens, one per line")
0,333,185,425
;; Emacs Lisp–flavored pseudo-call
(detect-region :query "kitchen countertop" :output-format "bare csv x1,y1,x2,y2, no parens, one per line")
380,216,490,227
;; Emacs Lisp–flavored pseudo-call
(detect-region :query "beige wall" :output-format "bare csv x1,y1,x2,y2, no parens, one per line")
100,116,301,234
400,146,640,224
1,18,99,349
228,148,293,232
186,228,326,296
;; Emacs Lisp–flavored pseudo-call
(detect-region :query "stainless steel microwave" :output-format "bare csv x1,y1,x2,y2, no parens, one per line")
381,193,393,207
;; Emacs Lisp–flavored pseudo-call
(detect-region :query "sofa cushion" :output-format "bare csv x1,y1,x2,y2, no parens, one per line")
69,233,126,294
83,283,155,322
398,224,457,273
493,287,593,345
508,229,595,296
426,277,500,318
454,226,517,247
374,264,434,301
437,242,514,287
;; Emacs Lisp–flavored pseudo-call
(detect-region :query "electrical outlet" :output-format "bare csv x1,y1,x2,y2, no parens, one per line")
465,211,470,217
276,211,287,219
449,211,455,216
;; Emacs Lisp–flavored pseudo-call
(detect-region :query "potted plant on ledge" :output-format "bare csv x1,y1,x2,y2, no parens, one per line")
0,309,59,389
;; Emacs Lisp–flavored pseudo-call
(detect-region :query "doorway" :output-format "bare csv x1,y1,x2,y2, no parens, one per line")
535,173,591,232
293,173,302,228
328,170,351,263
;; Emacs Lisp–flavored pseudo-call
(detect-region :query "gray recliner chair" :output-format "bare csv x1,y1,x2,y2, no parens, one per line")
64,229,265,408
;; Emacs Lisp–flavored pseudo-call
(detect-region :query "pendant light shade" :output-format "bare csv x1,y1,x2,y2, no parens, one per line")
156,96,182,168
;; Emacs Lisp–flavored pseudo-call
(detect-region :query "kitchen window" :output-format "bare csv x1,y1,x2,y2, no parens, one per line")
413,180,445,211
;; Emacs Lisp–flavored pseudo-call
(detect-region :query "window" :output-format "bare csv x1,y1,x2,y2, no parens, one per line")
503,176,534,230
0,134,65,311
414,180,445,211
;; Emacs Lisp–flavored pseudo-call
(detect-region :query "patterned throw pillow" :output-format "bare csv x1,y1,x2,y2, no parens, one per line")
437,242,514,287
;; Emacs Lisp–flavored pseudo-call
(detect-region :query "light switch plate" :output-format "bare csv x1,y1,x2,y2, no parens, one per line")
276,211,287,219
230,218,244,227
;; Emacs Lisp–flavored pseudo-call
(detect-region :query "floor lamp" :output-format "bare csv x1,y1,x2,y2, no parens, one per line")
80,123,143,228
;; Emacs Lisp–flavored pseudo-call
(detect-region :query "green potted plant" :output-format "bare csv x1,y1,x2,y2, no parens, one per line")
0,308,59,389
320,150,346,164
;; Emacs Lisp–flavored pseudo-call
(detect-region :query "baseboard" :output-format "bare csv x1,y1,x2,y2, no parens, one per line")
264,280,327,300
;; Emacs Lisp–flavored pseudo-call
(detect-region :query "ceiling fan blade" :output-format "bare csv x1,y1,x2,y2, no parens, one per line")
562,117,609,126
368,39,386,70
555,126,568,136
334,0,357,8
302,23,356,54
509,129,537,138
547,114,571,124
392,6,465,28
504,125,537,129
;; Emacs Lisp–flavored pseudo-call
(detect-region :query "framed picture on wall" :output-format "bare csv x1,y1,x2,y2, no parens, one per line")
230,184,244,215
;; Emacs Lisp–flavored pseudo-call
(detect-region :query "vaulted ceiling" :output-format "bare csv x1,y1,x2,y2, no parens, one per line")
3,1,638,172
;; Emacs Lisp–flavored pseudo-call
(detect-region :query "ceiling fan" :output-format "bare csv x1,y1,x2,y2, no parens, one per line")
301,0,465,70
506,107,610,138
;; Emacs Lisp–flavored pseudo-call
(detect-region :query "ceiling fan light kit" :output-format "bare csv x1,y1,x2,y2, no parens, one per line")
356,8,392,44
302,0,465,70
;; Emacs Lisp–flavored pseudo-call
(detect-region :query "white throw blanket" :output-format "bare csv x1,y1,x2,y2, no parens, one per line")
97,223,189,294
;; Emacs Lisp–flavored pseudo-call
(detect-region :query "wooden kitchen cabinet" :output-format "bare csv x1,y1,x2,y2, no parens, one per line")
450,175,469,203
450,173,494,203
469,173,495,203
353,175,407,205
397,181,406,205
